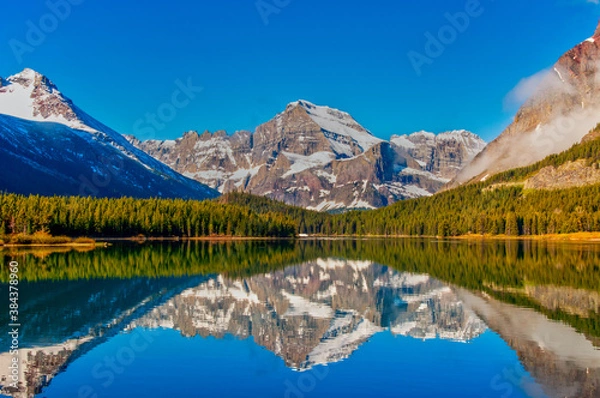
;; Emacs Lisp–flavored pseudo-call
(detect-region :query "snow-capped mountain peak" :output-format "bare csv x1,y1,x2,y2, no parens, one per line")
0,69,218,199
8,67,46,84
133,100,485,210
0,68,91,132
287,99,383,154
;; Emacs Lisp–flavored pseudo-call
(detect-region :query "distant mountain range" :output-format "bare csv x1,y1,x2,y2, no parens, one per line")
0,69,218,200
0,68,484,210
128,101,485,210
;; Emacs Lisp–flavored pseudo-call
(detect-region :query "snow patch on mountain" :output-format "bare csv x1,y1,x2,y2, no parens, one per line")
282,291,335,319
302,317,382,369
291,100,383,155
282,151,336,177
130,98,484,210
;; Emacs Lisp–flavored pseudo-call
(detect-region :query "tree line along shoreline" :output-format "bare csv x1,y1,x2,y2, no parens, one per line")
1,182,600,243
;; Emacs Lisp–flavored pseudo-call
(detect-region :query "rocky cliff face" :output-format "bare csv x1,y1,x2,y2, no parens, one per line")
131,260,486,370
129,101,485,211
391,130,486,181
451,21,600,186
523,159,600,190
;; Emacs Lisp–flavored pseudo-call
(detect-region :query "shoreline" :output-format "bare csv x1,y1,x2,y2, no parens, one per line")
0,242,102,249
2,232,600,248
447,232,600,242
98,236,295,242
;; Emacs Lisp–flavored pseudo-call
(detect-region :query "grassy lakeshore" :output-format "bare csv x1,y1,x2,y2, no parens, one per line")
449,232,600,242
0,233,98,248
101,236,296,242
299,232,600,242
3,231,600,248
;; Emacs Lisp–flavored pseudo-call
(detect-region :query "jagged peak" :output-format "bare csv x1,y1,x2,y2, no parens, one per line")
182,130,200,138
287,99,316,109
0,69,95,132
8,67,43,81
6,68,58,91
286,99,353,119
4,68,61,96
392,130,480,140
437,130,483,141
411,130,436,138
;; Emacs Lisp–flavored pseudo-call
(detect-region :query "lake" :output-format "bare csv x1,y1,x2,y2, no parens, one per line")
0,239,599,398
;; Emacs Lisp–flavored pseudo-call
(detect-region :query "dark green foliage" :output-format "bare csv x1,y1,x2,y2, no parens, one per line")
0,194,297,238
219,192,333,235
3,239,599,291
221,183,600,237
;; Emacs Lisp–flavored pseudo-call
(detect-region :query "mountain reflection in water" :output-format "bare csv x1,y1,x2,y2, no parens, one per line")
130,259,486,370
0,240,598,398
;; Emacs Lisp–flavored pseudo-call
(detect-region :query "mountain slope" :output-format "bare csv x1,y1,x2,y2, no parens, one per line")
451,21,600,186
0,69,218,199
130,100,485,210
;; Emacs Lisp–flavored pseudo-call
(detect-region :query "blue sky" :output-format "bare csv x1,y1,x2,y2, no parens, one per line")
1,0,599,142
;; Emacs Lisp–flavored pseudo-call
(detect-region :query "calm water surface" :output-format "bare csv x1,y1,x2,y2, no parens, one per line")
0,239,599,398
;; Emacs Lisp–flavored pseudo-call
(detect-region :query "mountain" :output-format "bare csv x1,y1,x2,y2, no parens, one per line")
0,258,485,397
390,130,486,182
451,21,600,186
129,100,485,211
0,68,218,199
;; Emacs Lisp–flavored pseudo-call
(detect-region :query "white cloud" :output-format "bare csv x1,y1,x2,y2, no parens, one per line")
503,67,573,110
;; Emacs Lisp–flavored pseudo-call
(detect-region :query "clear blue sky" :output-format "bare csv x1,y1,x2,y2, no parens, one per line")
1,0,599,141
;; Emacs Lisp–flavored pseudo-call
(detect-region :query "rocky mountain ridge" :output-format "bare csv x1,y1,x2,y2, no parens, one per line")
129,101,485,210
